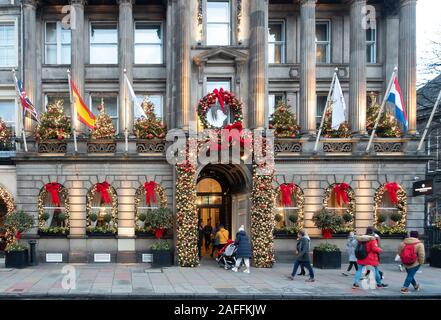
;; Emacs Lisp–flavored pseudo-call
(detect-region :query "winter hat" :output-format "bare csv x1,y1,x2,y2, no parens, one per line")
238,225,245,232
410,230,419,238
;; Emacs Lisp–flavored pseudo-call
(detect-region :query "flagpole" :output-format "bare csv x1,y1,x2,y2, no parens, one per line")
67,69,78,153
417,88,441,152
313,68,339,153
366,67,398,153
124,68,129,153
11,69,28,152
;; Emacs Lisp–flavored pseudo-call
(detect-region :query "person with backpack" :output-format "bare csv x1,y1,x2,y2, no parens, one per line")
343,231,358,276
288,230,315,282
398,230,425,294
352,228,389,289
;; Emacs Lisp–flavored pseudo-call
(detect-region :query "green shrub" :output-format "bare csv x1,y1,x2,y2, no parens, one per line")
5,242,28,252
138,213,147,222
274,214,283,223
288,213,298,224
152,239,171,251
146,208,173,231
314,243,340,252
104,213,112,224
56,212,66,222
312,208,343,231
377,212,387,224
41,212,50,221
390,212,403,223
4,211,34,233
342,212,353,223
89,213,98,222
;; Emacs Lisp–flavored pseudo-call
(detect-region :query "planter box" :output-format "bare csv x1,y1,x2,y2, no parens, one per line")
38,140,67,153
136,139,166,153
38,230,68,237
373,138,404,153
87,232,116,238
152,249,174,268
377,233,407,239
5,250,29,269
322,139,354,153
313,249,341,269
430,249,441,268
332,232,350,239
87,140,116,153
135,231,156,238
274,138,302,154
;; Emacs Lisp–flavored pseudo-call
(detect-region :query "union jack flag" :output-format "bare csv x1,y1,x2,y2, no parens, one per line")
13,75,39,123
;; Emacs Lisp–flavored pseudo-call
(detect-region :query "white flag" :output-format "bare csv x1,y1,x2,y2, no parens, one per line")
124,73,146,118
331,76,346,130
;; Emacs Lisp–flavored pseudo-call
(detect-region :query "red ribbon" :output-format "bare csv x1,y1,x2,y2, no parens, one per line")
15,231,21,241
280,183,295,206
155,228,164,239
96,181,111,204
144,181,156,204
44,182,61,206
213,88,226,112
385,182,400,205
333,183,350,207
322,229,333,239
209,122,252,151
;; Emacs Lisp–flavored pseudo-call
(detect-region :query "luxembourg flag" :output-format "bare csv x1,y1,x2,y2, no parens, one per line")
387,77,408,131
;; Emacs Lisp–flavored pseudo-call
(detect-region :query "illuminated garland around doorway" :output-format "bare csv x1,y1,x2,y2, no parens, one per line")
176,161,199,267
38,183,70,234
373,182,407,234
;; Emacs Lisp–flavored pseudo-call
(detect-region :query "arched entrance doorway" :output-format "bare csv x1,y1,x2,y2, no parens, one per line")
196,164,251,258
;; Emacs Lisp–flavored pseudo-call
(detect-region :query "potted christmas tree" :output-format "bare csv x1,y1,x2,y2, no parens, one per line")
146,207,174,267
269,102,302,154
0,117,13,151
35,100,71,153
88,98,116,153
134,97,167,153
4,211,34,269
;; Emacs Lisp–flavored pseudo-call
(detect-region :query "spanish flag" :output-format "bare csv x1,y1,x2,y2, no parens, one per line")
70,80,96,129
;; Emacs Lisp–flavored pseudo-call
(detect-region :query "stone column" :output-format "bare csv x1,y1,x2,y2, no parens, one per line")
248,0,268,129
399,0,417,135
172,0,191,130
118,0,135,132
22,0,37,132
349,0,367,135
70,0,85,131
299,0,317,135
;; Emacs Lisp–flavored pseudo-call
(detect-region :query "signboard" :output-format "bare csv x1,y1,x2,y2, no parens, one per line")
46,253,63,263
94,253,111,263
142,254,153,263
413,180,433,197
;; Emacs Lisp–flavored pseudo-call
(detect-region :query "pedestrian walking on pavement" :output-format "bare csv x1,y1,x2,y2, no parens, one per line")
352,227,388,289
398,230,426,294
232,225,252,274
343,231,358,276
288,230,315,282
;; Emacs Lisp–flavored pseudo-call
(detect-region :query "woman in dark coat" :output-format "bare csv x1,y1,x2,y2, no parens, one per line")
232,225,252,273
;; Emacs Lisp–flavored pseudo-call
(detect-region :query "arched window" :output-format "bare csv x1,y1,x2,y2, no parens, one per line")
0,185,15,251
38,183,70,236
134,181,168,235
274,183,304,236
323,183,356,233
374,182,407,236
86,182,118,236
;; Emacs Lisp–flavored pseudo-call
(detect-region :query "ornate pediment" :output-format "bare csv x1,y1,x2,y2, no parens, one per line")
193,47,248,66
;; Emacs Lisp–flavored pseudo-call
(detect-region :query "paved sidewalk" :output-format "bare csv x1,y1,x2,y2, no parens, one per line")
0,260,440,299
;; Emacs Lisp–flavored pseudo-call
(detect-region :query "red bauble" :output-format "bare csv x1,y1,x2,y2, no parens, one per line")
147,133,154,139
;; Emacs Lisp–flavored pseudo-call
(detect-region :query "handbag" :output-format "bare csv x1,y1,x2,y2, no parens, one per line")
394,254,402,262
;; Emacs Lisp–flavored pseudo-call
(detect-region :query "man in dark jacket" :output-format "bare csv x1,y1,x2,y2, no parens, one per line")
288,230,315,282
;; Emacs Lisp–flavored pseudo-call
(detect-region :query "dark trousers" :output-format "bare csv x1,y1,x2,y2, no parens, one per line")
204,236,211,250
347,261,358,272
291,260,314,279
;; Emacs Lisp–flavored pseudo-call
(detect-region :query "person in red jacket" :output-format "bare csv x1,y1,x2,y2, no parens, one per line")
352,229,389,289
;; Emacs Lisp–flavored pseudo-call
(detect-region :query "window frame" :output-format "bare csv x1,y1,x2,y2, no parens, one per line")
0,18,18,68
366,26,377,64
44,21,71,65
316,94,328,128
316,20,331,64
134,21,164,65
89,94,120,133
134,93,164,120
268,20,286,64
206,78,232,94
0,98,18,135
205,0,231,46
268,92,285,118
89,22,119,65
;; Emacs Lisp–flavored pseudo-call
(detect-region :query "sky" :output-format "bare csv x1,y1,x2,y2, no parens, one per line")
417,0,441,86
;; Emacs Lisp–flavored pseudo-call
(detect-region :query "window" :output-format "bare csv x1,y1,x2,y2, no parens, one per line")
268,93,285,117
45,94,71,118
268,21,285,64
90,23,118,64
0,21,16,67
135,23,163,64
274,185,304,232
316,95,328,128
316,21,331,63
0,100,16,134
366,27,377,64
206,0,230,46
428,127,441,172
206,79,231,94
427,200,441,227
135,94,163,119
90,95,119,132
45,22,71,64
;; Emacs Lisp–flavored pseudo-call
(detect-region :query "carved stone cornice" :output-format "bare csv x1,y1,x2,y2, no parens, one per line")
70,0,87,6
117,0,135,6
22,0,38,8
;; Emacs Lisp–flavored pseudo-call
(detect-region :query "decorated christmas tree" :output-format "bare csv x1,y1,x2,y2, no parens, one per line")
36,100,71,141
0,118,11,143
134,97,167,139
269,102,301,138
90,99,116,140
366,92,402,138
322,101,351,138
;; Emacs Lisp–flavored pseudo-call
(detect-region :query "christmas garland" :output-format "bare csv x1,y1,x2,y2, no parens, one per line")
275,183,304,231
323,183,356,230
38,183,70,233
134,182,168,227
176,161,199,267
0,185,16,215
86,182,118,234
374,182,407,232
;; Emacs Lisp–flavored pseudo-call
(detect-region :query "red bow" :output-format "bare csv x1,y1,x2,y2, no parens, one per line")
45,182,61,206
385,182,400,205
96,181,111,204
209,122,252,151
15,231,21,241
333,183,350,207
213,88,226,112
155,228,164,239
280,183,295,206
144,181,156,204
322,229,333,239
